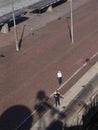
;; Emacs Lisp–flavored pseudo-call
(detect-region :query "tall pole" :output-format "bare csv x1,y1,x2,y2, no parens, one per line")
69,0,74,43
11,0,19,51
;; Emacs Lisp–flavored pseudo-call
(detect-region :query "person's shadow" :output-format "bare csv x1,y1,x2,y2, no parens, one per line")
0,105,33,130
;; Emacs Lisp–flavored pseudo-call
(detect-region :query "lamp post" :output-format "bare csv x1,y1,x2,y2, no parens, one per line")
68,0,74,43
11,0,19,51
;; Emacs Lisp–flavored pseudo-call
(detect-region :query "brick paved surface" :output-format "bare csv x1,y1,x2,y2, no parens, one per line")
0,0,98,129
0,0,89,48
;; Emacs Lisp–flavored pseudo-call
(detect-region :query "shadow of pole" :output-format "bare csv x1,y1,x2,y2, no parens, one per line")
66,16,72,42
18,25,26,50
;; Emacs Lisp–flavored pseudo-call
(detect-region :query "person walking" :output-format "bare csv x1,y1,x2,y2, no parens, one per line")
54,90,63,107
57,70,62,84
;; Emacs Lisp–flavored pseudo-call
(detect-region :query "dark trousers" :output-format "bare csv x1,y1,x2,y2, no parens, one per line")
58,77,62,84
55,98,60,106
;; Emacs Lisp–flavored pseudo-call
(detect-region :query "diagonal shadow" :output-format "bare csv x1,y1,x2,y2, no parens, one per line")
34,90,98,130
18,25,26,50
66,16,72,41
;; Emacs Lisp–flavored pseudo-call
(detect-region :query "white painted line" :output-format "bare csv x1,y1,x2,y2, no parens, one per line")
50,62,87,97
50,51,98,97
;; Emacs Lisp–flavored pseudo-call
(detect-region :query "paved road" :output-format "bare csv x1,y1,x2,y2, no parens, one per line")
0,0,98,129
0,0,42,16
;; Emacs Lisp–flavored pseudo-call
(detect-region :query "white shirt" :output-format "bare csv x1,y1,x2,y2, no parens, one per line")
57,71,62,78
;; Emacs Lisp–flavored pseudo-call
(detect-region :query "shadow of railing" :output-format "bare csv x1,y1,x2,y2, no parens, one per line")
34,90,98,130
1,90,97,130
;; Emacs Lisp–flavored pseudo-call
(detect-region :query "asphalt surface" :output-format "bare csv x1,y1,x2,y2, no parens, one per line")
0,0,42,16
0,0,98,129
